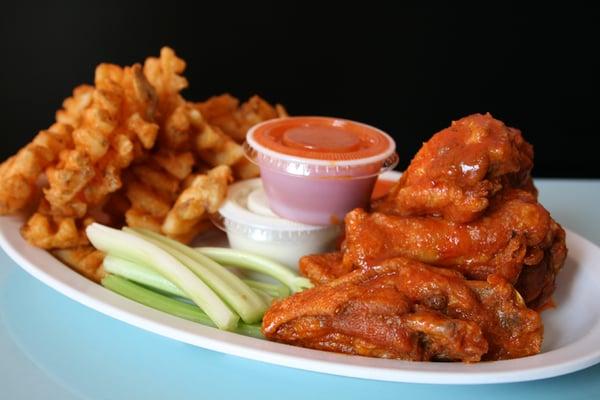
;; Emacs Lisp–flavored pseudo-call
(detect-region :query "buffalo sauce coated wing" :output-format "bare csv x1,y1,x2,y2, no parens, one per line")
299,252,349,285
374,113,535,223
264,257,542,361
342,190,566,308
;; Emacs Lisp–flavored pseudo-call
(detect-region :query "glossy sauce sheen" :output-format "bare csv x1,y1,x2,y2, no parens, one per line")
265,257,542,362
252,117,390,161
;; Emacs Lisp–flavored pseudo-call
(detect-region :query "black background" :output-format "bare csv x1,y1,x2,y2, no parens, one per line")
1,2,598,177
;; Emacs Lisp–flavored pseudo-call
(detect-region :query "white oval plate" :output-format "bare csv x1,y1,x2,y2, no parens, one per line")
1,185,600,384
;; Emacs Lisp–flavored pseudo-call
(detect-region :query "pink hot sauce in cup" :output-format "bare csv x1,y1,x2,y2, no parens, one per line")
245,116,398,225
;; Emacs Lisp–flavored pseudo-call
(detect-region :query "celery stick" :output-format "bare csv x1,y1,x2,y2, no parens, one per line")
196,247,312,293
102,274,262,339
126,228,267,324
86,223,239,330
103,255,186,298
242,279,289,299
251,288,273,305
104,255,281,302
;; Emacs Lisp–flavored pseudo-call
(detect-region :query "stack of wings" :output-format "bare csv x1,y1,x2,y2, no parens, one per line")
263,114,568,362
0,47,286,282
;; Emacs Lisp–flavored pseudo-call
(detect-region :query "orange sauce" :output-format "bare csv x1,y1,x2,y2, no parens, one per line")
252,117,391,161
371,179,396,200
283,126,363,153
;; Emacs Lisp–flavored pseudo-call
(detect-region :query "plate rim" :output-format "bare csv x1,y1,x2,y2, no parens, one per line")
1,194,600,384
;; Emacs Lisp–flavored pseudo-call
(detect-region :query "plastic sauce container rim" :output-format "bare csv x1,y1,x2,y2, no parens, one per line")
218,218,341,243
243,143,399,179
215,178,335,233
245,116,397,169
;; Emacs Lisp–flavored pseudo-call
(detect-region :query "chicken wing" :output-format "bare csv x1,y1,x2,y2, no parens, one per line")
264,257,542,361
374,113,535,223
299,252,349,285
342,190,566,307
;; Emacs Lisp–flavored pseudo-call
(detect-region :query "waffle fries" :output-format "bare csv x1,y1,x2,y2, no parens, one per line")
0,47,286,280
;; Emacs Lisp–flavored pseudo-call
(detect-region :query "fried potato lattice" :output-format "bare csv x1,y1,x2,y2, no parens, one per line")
0,46,286,280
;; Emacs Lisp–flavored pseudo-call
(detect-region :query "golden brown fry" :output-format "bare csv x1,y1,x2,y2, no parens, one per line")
52,246,105,283
44,150,95,216
43,63,159,216
232,158,260,180
193,120,245,166
2,46,288,257
131,163,180,194
161,165,232,240
0,123,73,214
161,103,194,150
143,52,279,182
122,148,195,233
124,207,163,232
125,180,172,218
196,94,288,142
190,94,285,179
143,47,189,149
275,104,288,118
55,85,95,127
194,93,238,122
188,105,258,179
167,219,214,244
238,95,288,132
143,47,188,111
21,212,90,249
153,149,195,180
122,159,231,243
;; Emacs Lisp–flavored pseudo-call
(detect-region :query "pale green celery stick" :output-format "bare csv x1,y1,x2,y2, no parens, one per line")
242,279,289,299
102,255,276,304
102,274,262,339
251,288,273,305
196,247,312,293
126,227,267,324
104,255,281,302
86,223,238,331
103,255,186,297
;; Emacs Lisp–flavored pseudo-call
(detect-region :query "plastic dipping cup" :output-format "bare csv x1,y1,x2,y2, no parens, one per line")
245,116,398,225
213,178,341,270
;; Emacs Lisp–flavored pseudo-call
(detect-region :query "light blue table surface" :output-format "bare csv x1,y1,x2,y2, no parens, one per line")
1,179,599,400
